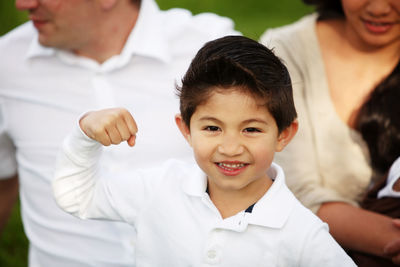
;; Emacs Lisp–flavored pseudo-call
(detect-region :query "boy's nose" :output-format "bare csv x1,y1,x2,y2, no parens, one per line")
15,0,39,11
217,135,245,156
366,0,392,17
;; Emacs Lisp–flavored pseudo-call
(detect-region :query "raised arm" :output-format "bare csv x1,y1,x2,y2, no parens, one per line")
53,108,138,221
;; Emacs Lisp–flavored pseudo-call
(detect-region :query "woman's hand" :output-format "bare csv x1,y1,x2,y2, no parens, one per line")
384,219,400,265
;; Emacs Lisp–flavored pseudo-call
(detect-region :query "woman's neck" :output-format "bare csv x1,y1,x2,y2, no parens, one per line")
316,18,400,127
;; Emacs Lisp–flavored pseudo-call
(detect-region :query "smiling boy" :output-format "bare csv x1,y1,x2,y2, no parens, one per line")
181,90,279,218
53,36,355,266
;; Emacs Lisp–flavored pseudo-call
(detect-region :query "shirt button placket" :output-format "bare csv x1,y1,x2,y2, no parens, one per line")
91,72,116,108
204,246,221,265
204,228,222,265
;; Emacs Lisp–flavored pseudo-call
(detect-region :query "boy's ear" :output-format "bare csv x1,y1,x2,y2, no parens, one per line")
175,114,192,146
275,119,298,152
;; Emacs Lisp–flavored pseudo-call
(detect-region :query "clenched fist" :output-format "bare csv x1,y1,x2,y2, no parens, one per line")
79,108,138,147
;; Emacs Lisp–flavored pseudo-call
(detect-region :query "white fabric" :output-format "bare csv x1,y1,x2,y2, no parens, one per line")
53,126,356,267
0,0,239,265
260,14,372,213
378,157,400,198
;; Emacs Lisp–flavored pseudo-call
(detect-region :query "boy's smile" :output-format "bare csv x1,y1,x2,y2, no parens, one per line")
216,161,249,176
176,88,293,207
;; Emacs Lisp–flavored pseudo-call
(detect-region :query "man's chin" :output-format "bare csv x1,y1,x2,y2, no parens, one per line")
38,35,62,49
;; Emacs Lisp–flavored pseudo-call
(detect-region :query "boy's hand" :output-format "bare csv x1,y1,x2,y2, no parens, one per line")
79,108,138,147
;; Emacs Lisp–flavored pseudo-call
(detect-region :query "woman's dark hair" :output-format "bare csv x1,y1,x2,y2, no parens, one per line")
302,0,344,19
355,63,400,174
177,35,297,134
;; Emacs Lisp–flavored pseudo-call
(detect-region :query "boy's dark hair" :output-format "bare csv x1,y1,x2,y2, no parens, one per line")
302,0,344,19
355,63,400,174
177,35,297,134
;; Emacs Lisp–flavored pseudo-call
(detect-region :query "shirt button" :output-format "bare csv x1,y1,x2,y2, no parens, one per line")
204,246,221,264
207,250,217,259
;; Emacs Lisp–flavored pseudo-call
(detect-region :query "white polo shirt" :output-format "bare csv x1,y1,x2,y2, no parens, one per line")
53,127,356,267
0,0,239,266
378,157,400,198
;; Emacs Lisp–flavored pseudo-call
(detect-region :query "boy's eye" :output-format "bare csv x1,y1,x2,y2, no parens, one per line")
204,126,220,132
243,127,262,133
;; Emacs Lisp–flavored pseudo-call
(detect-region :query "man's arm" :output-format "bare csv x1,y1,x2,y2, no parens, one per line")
318,202,400,264
0,174,19,234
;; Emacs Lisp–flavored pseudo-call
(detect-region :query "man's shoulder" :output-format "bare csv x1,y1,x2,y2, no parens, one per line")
187,12,237,36
0,22,35,44
0,22,35,54
160,8,239,40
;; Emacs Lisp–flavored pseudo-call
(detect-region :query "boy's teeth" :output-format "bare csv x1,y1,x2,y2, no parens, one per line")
218,163,245,168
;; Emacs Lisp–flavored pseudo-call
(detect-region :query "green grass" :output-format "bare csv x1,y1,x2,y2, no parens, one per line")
0,1,312,266
0,1,28,36
0,202,28,267
157,0,312,39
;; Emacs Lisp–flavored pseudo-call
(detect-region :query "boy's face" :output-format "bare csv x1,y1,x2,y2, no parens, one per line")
176,88,297,196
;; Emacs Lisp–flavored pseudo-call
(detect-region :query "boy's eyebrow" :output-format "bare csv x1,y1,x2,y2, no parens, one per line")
198,116,268,125
198,116,222,123
241,118,268,125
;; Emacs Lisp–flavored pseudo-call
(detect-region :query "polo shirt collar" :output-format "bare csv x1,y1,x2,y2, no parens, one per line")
181,164,208,197
247,162,295,229
182,162,294,229
26,0,171,65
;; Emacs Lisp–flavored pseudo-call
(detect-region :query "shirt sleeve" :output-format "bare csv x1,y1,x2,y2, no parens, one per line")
52,125,158,225
0,99,18,179
260,25,358,213
299,223,356,267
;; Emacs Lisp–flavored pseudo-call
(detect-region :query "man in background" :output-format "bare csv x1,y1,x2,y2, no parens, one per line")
0,0,238,266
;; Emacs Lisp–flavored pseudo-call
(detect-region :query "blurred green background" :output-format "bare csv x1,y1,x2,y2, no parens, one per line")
1,0,313,38
0,0,312,266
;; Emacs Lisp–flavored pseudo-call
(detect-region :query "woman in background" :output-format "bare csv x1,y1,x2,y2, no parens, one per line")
260,0,400,263
352,63,400,267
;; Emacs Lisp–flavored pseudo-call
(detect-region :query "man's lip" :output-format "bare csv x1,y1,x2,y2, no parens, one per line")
31,19,48,29
30,16,48,23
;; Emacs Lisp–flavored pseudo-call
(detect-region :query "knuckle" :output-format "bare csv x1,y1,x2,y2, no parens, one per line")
93,127,105,136
104,116,116,126
121,132,130,140
115,108,128,117
111,139,122,145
